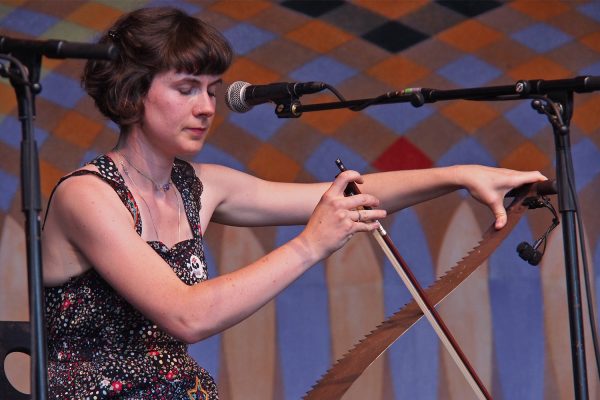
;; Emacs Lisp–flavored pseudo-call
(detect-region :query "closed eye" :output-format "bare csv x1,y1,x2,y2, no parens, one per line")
178,86,198,95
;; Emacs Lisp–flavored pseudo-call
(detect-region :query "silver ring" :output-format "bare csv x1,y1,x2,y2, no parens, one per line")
356,210,362,223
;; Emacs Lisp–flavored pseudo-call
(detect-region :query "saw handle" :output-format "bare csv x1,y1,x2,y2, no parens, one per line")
506,179,557,197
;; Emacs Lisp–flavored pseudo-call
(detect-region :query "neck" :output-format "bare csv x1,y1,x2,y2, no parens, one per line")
113,135,175,192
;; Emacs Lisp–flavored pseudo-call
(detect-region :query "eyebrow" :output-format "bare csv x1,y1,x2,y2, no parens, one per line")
175,77,223,87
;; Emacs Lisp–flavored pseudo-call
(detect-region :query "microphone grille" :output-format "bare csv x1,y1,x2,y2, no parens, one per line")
225,81,251,113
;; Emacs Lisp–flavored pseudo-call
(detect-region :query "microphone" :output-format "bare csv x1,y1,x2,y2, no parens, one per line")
0,36,118,60
517,241,543,266
515,195,560,267
225,80,325,113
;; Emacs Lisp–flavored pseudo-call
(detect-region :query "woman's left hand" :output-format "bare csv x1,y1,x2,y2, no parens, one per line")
457,165,547,229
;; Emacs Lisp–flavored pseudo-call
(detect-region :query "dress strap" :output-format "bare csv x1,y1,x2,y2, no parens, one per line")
172,158,204,239
43,156,142,235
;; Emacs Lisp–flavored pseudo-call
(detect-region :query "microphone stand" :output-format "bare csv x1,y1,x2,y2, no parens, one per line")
274,76,600,399
0,50,47,400
0,37,117,400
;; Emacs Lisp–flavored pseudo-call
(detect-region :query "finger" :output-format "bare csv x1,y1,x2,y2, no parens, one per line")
352,220,384,234
339,193,381,210
329,170,362,195
492,203,508,230
498,171,548,201
351,208,387,223
512,170,548,186
330,170,357,193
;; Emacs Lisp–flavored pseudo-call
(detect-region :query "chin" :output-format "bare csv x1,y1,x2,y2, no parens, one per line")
178,142,205,158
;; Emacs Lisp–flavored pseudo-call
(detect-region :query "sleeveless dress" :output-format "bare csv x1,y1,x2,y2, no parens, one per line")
44,155,218,399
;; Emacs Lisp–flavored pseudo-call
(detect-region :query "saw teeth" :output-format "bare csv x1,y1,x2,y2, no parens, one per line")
303,184,539,400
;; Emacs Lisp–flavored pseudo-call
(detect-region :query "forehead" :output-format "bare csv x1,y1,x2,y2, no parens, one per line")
154,70,222,85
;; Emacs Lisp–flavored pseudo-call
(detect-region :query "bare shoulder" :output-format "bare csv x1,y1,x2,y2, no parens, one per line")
42,169,134,286
48,169,130,224
193,162,252,185
192,162,261,200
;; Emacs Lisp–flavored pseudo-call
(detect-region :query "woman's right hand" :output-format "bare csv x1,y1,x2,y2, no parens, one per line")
296,170,387,263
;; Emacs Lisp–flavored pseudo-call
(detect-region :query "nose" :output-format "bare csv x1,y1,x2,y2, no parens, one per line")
192,92,215,119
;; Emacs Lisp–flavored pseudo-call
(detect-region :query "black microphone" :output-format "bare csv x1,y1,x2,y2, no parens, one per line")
225,80,326,113
515,194,560,267
0,36,118,60
517,241,543,266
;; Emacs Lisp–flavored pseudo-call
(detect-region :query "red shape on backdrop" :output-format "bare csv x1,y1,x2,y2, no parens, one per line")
373,137,433,171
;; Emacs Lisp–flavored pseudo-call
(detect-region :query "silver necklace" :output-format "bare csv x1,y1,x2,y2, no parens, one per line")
120,159,181,244
118,151,172,192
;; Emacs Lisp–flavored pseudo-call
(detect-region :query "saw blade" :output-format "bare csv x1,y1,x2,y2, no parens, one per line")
303,182,544,400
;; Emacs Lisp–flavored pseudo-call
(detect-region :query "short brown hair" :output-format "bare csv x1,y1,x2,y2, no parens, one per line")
82,7,232,131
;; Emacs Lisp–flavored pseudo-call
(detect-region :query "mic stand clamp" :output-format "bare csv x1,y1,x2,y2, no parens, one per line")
274,98,302,118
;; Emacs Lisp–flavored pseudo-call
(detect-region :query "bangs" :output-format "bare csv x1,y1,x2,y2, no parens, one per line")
162,17,232,76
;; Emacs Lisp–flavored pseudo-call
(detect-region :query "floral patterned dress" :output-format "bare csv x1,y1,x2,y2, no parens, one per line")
45,155,218,399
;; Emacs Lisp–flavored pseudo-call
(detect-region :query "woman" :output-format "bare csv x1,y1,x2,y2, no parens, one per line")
41,7,545,399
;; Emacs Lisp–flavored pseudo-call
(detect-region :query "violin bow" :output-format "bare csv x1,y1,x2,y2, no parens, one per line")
303,160,555,400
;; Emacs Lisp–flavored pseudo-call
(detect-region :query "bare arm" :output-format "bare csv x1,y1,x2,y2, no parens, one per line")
358,164,547,229
46,171,384,344
199,163,546,230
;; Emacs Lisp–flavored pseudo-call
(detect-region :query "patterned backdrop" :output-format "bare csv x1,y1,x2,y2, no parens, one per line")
1,0,600,399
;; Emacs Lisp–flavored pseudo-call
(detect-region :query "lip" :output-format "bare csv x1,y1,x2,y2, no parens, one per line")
186,127,208,136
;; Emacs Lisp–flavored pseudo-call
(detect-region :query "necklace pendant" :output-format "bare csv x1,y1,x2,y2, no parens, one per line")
161,182,171,192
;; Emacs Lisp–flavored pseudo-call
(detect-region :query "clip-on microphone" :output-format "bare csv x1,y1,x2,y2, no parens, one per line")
516,196,560,266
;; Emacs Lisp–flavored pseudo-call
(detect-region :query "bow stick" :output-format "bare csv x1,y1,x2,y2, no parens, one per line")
336,159,492,400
